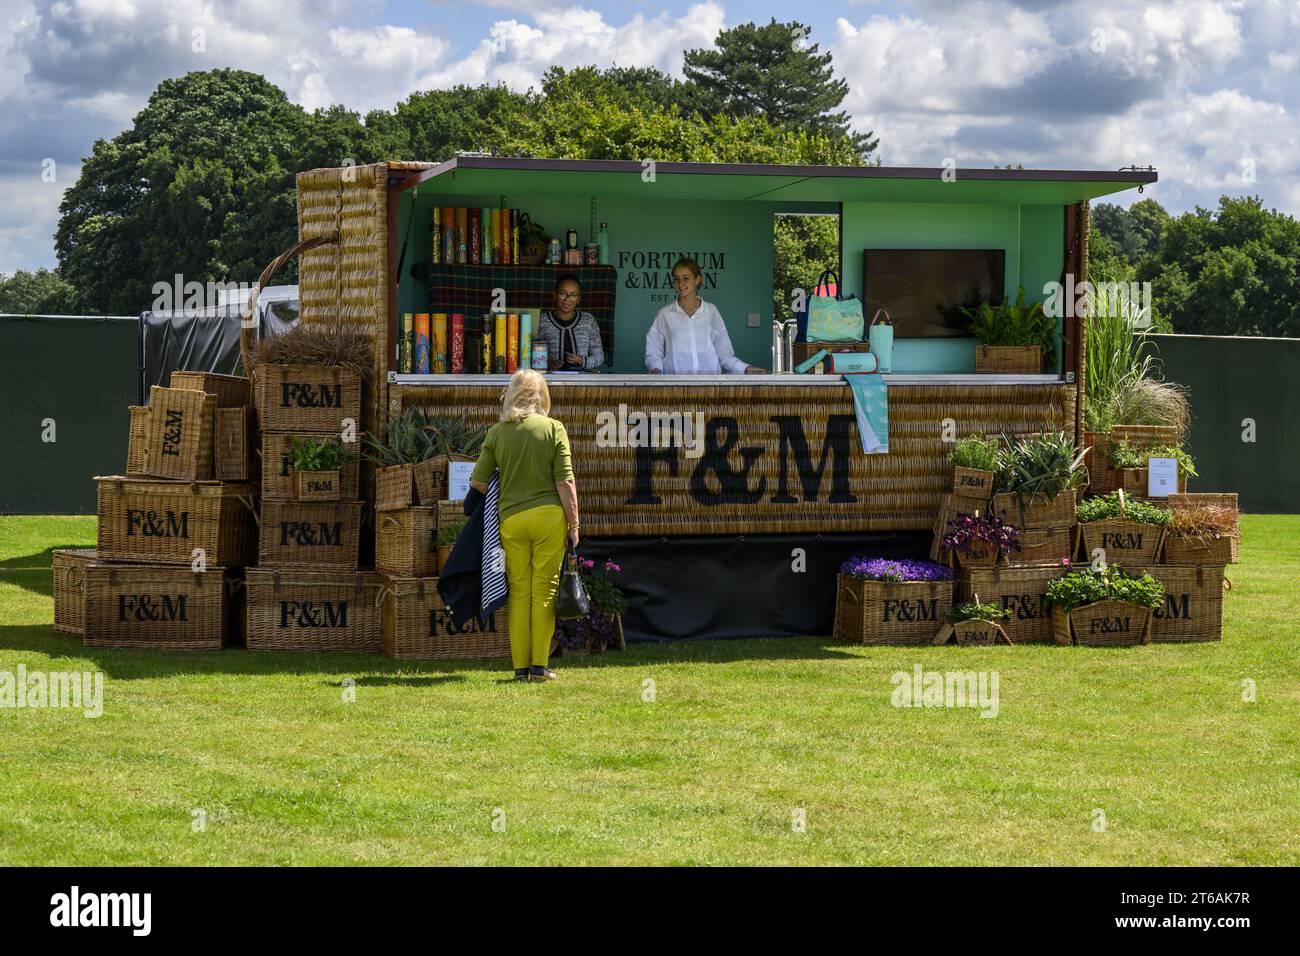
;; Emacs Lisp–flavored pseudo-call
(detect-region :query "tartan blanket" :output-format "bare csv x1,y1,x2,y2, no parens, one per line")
425,264,617,366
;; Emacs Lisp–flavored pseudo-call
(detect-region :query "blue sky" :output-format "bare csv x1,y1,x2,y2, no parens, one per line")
2,0,1298,276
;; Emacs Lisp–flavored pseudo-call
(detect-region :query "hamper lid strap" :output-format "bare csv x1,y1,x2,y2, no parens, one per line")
416,578,426,600
272,570,281,592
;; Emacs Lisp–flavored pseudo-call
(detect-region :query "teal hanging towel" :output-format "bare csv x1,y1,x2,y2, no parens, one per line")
844,374,889,454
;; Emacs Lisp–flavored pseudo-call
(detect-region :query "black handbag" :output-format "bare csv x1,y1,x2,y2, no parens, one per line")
554,545,591,620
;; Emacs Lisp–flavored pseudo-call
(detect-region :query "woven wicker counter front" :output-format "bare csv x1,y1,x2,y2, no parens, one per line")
390,374,1074,537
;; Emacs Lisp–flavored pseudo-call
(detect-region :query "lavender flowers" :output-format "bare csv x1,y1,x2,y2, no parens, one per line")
839,557,954,583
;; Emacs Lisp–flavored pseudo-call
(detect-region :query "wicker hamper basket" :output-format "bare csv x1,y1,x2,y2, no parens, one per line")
127,406,150,474
413,454,476,506
934,619,1011,646
95,476,257,567
144,385,217,481
375,463,416,511
53,548,97,635
246,569,380,652
254,364,362,433
169,371,251,408
974,345,1042,373
375,507,439,577
258,499,363,571
261,431,360,501
1134,564,1228,643
1051,600,1153,647
216,407,256,482
990,490,1077,530
1168,493,1240,563
378,574,510,660
834,576,953,646
84,562,241,650
960,565,1068,644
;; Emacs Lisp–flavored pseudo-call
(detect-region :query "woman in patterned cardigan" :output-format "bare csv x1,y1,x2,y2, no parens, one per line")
535,273,605,371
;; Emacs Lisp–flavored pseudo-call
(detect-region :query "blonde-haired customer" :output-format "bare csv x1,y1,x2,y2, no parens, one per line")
469,368,579,682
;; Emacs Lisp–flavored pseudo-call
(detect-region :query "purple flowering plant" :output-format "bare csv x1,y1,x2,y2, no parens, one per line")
942,513,1021,556
839,557,954,583
554,556,626,652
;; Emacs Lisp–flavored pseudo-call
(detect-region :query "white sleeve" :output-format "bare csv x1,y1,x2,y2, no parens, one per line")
645,310,667,372
710,306,749,374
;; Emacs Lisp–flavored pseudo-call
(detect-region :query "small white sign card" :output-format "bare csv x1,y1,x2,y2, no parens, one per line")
1147,456,1179,497
447,461,476,501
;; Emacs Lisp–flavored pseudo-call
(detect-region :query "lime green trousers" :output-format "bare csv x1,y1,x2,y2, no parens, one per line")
499,504,567,669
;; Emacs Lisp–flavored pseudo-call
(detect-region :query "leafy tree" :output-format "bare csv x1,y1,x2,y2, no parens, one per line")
682,18,876,158
539,65,682,114
0,268,80,314
1092,198,1171,265
773,214,839,318
363,85,530,162
1137,195,1300,336
56,69,313,314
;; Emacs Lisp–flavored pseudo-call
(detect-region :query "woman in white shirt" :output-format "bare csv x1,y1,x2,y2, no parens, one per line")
645,258,767,374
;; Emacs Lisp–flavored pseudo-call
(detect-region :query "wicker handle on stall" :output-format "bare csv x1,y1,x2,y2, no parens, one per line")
239,231,341,376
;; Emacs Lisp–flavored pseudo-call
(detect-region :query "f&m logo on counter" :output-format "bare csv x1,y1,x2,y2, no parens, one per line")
626,415,860,506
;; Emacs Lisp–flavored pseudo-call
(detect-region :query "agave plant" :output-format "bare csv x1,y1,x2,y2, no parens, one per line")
426,413,490,457
361,408,439,466
996,432,1090,521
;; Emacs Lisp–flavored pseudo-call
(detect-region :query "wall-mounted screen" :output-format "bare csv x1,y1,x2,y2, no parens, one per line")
863,249,1006,337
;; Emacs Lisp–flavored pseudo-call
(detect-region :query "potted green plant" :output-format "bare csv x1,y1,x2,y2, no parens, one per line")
551,557,628,656
935,599,1013,645
289,437,350,501
414,413,490,505
941,513,1020,570
1044,564,1164,647
363,408,442,511
991,432,1089,528
435,519,466,571
1077,490,1171,565
963,287,1055,373
1109,441,1196,496
947,434,1001,500
517,213,550,264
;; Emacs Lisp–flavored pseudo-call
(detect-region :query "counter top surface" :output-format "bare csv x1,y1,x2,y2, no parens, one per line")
391,373,1067,387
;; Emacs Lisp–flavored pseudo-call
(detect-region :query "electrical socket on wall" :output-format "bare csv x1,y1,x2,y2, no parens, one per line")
747,312,760,327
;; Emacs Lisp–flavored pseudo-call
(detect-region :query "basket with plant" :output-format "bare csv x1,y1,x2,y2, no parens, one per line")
413,413,490,505
363,408,440,511
963,287,1055,373
834,558,954,646
1044,564,1164,647
1077,490,1171,566
1109,441,1195,497
948,434,1001,500
941,513,1020,570
990,432,1088,529
290,437,350,501
1161,502,1239,566
551,557,628,656
1168,493,1239,563
435,519,466,572
934,598,1012,646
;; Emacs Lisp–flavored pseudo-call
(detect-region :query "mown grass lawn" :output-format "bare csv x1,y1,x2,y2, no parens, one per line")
0,513,1297,866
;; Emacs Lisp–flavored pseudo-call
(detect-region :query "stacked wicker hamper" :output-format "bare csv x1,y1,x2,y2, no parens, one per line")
54,372,258,649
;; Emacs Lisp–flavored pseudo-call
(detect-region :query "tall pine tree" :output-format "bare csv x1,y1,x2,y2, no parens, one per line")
682,18,876,159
